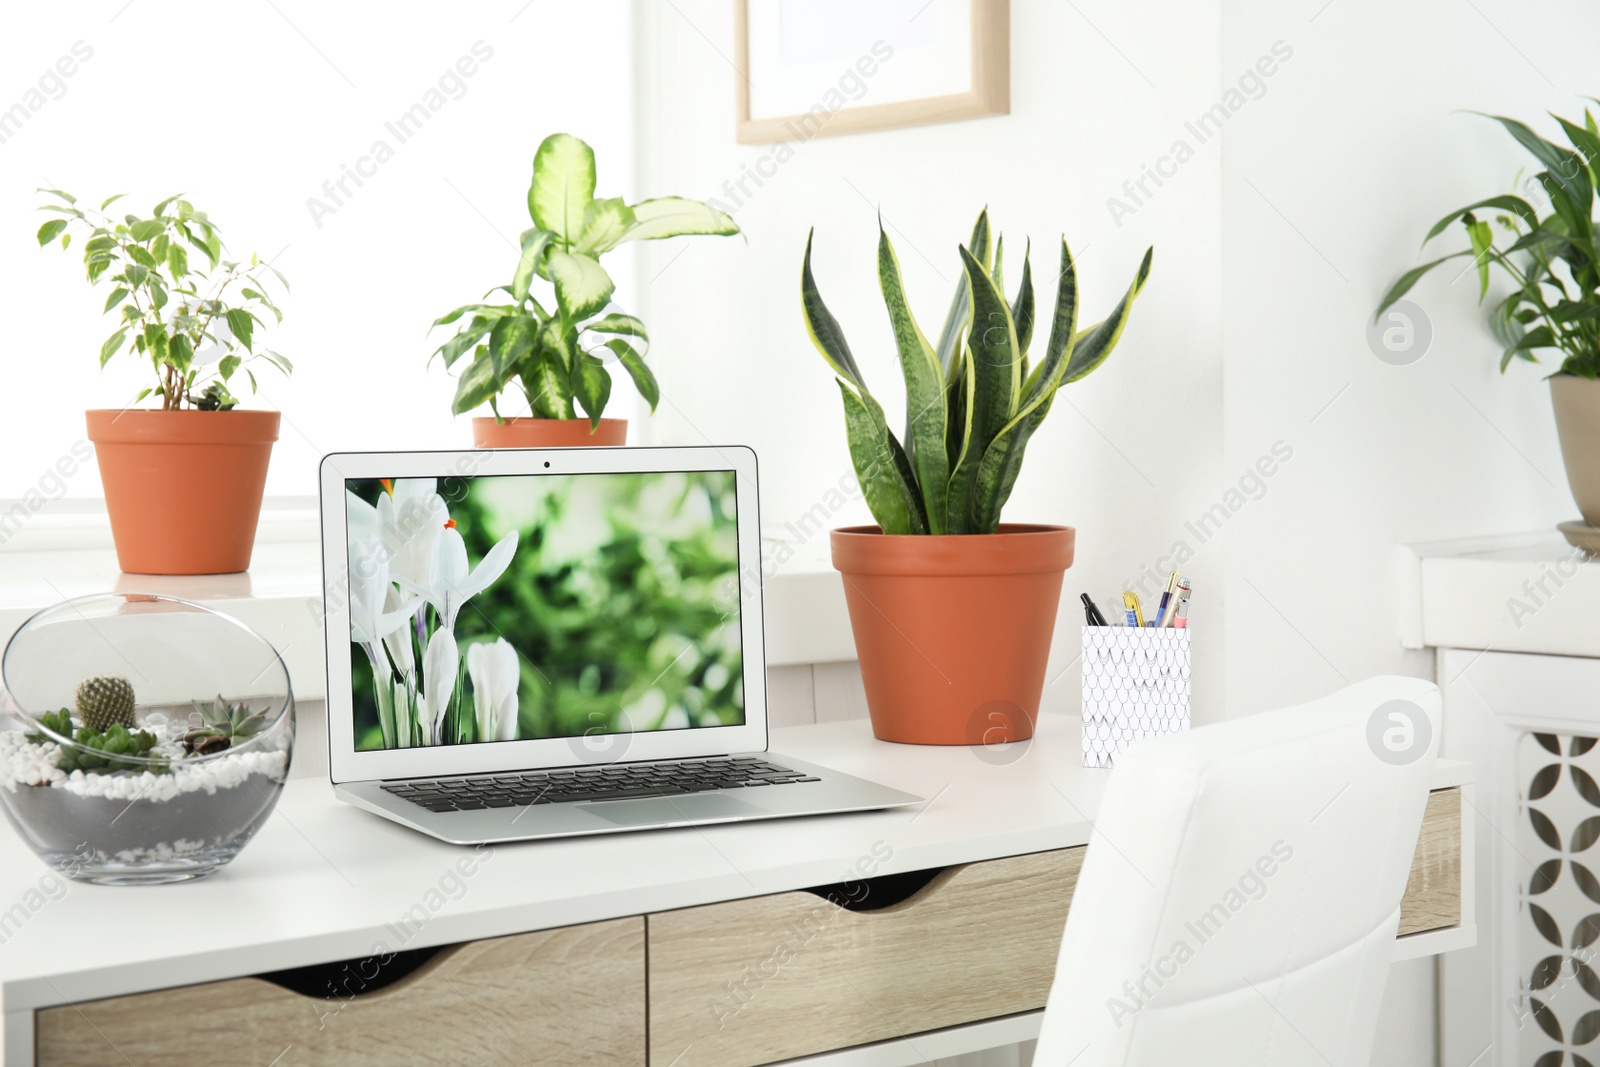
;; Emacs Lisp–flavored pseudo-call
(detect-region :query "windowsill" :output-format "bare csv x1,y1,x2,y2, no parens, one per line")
0,509,857,701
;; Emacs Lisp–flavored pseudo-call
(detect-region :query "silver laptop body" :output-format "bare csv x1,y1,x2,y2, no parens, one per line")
317,445,920,844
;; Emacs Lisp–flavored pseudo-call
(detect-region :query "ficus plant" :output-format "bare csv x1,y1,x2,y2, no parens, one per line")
1376,104,1600,378
36,189,291,410
432,132,741,426
801,211,1153,535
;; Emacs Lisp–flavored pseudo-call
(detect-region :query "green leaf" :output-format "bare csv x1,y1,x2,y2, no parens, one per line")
1011,241,1035,355
608,197,739,250
1424,195,1541,242
36,219,67,246
524,348,573,419
168,333,193,373
545,250,614,320
488,314,535,375
528,133,596,243
800,230,867,388
435,319,494,369
511,228,556,303
38,188,75,204
100,328,128,367
574,198,636,255
128,218,166,242
572,353,612,427
1019,239,1079,408
103,287,129,314
1475,112,1593,214
452,349,503,415
1374,251,1472,320
224,308,255,351
259,350,293,375
878,223,949,533
1467,219,1494,299
838,381,915,535
127,246,156,269
934,210,990,379
586,313,648,341
166,243,188,279
1063,247,1154,384
944,245,1021,533
972,390,1054,533
218,354,241,381
605,339,658,411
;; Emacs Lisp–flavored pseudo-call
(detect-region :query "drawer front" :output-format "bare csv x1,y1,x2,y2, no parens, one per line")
648,849,1082,1067
36,916,645,1067
1398,786,1463,936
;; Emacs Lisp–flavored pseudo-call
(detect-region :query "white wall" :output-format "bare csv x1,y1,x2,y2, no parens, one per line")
0,0,637,501
635,0,1227,721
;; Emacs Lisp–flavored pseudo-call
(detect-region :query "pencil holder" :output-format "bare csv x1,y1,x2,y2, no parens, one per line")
1081,626,1191,769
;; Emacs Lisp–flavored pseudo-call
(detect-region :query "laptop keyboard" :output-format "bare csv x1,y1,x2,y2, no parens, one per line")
380,756,822,813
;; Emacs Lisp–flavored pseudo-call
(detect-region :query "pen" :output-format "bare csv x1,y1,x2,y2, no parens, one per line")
1081,593,1108,627
1122,590,1144,628
1152,571,1179,627
1173,579,1192,629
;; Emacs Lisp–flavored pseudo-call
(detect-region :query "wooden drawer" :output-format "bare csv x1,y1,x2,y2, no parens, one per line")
648,849,1082,1067
36,916,644,1067
1399,786,1463,936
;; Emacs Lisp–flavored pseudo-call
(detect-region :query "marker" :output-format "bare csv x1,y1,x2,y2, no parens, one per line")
1122,590,1145,628
1163,576,1191,628
1081,593,1108,627
1173,579,1192,629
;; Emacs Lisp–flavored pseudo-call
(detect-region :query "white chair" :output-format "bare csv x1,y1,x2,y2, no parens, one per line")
1032,676,1440,1066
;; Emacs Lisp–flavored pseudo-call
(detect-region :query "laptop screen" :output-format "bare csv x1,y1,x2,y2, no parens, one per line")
343,470,743,752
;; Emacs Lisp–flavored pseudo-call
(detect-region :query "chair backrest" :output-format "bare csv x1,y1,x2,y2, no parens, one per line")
1033,676,1440,1066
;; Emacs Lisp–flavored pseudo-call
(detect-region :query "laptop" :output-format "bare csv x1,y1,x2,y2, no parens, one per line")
317,444,921,844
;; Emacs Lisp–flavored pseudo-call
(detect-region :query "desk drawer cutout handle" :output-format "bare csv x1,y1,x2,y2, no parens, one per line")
801,864,956,912
257,943,454,1000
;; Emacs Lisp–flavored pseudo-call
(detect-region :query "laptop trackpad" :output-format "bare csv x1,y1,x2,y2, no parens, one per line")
581,793,763,826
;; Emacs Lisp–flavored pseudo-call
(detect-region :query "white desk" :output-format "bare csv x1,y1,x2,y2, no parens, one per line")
1,714,1472,1066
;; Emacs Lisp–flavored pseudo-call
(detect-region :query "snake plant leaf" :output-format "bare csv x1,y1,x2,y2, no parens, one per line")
945,363,967,474
604,338,659,411
1020,239,1078,410
944,245,1021,534
606,197,740,250
972,390,1055,534
572,352,612,428
452,348,501,414
801,230,868,389
528,133,596,243
1063,247,1154,384
991,234,1005,295
1473,113,1593,213
1423,195,1540,243
546,249,615,321
1011,241,1035,355
574,198,635,256
511,228,556,303
839,381,919,535
878,223,949,533
488,314,535,376
1374,251,1473,320
934,209,991,379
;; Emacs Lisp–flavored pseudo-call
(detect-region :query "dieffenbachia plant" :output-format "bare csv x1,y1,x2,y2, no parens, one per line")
802,211,1153,534
432,133,741,426
1376,105,1600,378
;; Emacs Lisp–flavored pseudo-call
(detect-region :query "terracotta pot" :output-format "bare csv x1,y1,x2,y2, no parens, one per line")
831,524,1076,746
1552,374,1600,528
471,417,627,448
85,409,279,575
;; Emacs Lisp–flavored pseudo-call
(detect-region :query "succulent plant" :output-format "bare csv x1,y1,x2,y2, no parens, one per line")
180,695,271,755
32,708,167,775
75,675,137,732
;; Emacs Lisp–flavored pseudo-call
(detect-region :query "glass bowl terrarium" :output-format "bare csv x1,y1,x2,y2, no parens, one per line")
0,593,294,884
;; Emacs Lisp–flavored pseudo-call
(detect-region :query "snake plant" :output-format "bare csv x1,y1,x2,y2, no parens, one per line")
432,133,740,425
801,211,1153,534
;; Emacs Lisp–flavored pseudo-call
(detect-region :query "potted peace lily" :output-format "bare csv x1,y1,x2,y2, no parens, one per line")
431,133,740,448
37,189,291,575
1377,105,1600,546
802,211,1152,745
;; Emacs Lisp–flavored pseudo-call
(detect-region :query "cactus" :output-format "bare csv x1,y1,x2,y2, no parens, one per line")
75,676,137,732
180,695,271,755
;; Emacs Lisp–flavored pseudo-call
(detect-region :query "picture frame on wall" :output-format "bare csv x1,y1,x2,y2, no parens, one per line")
734,0,1009,144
